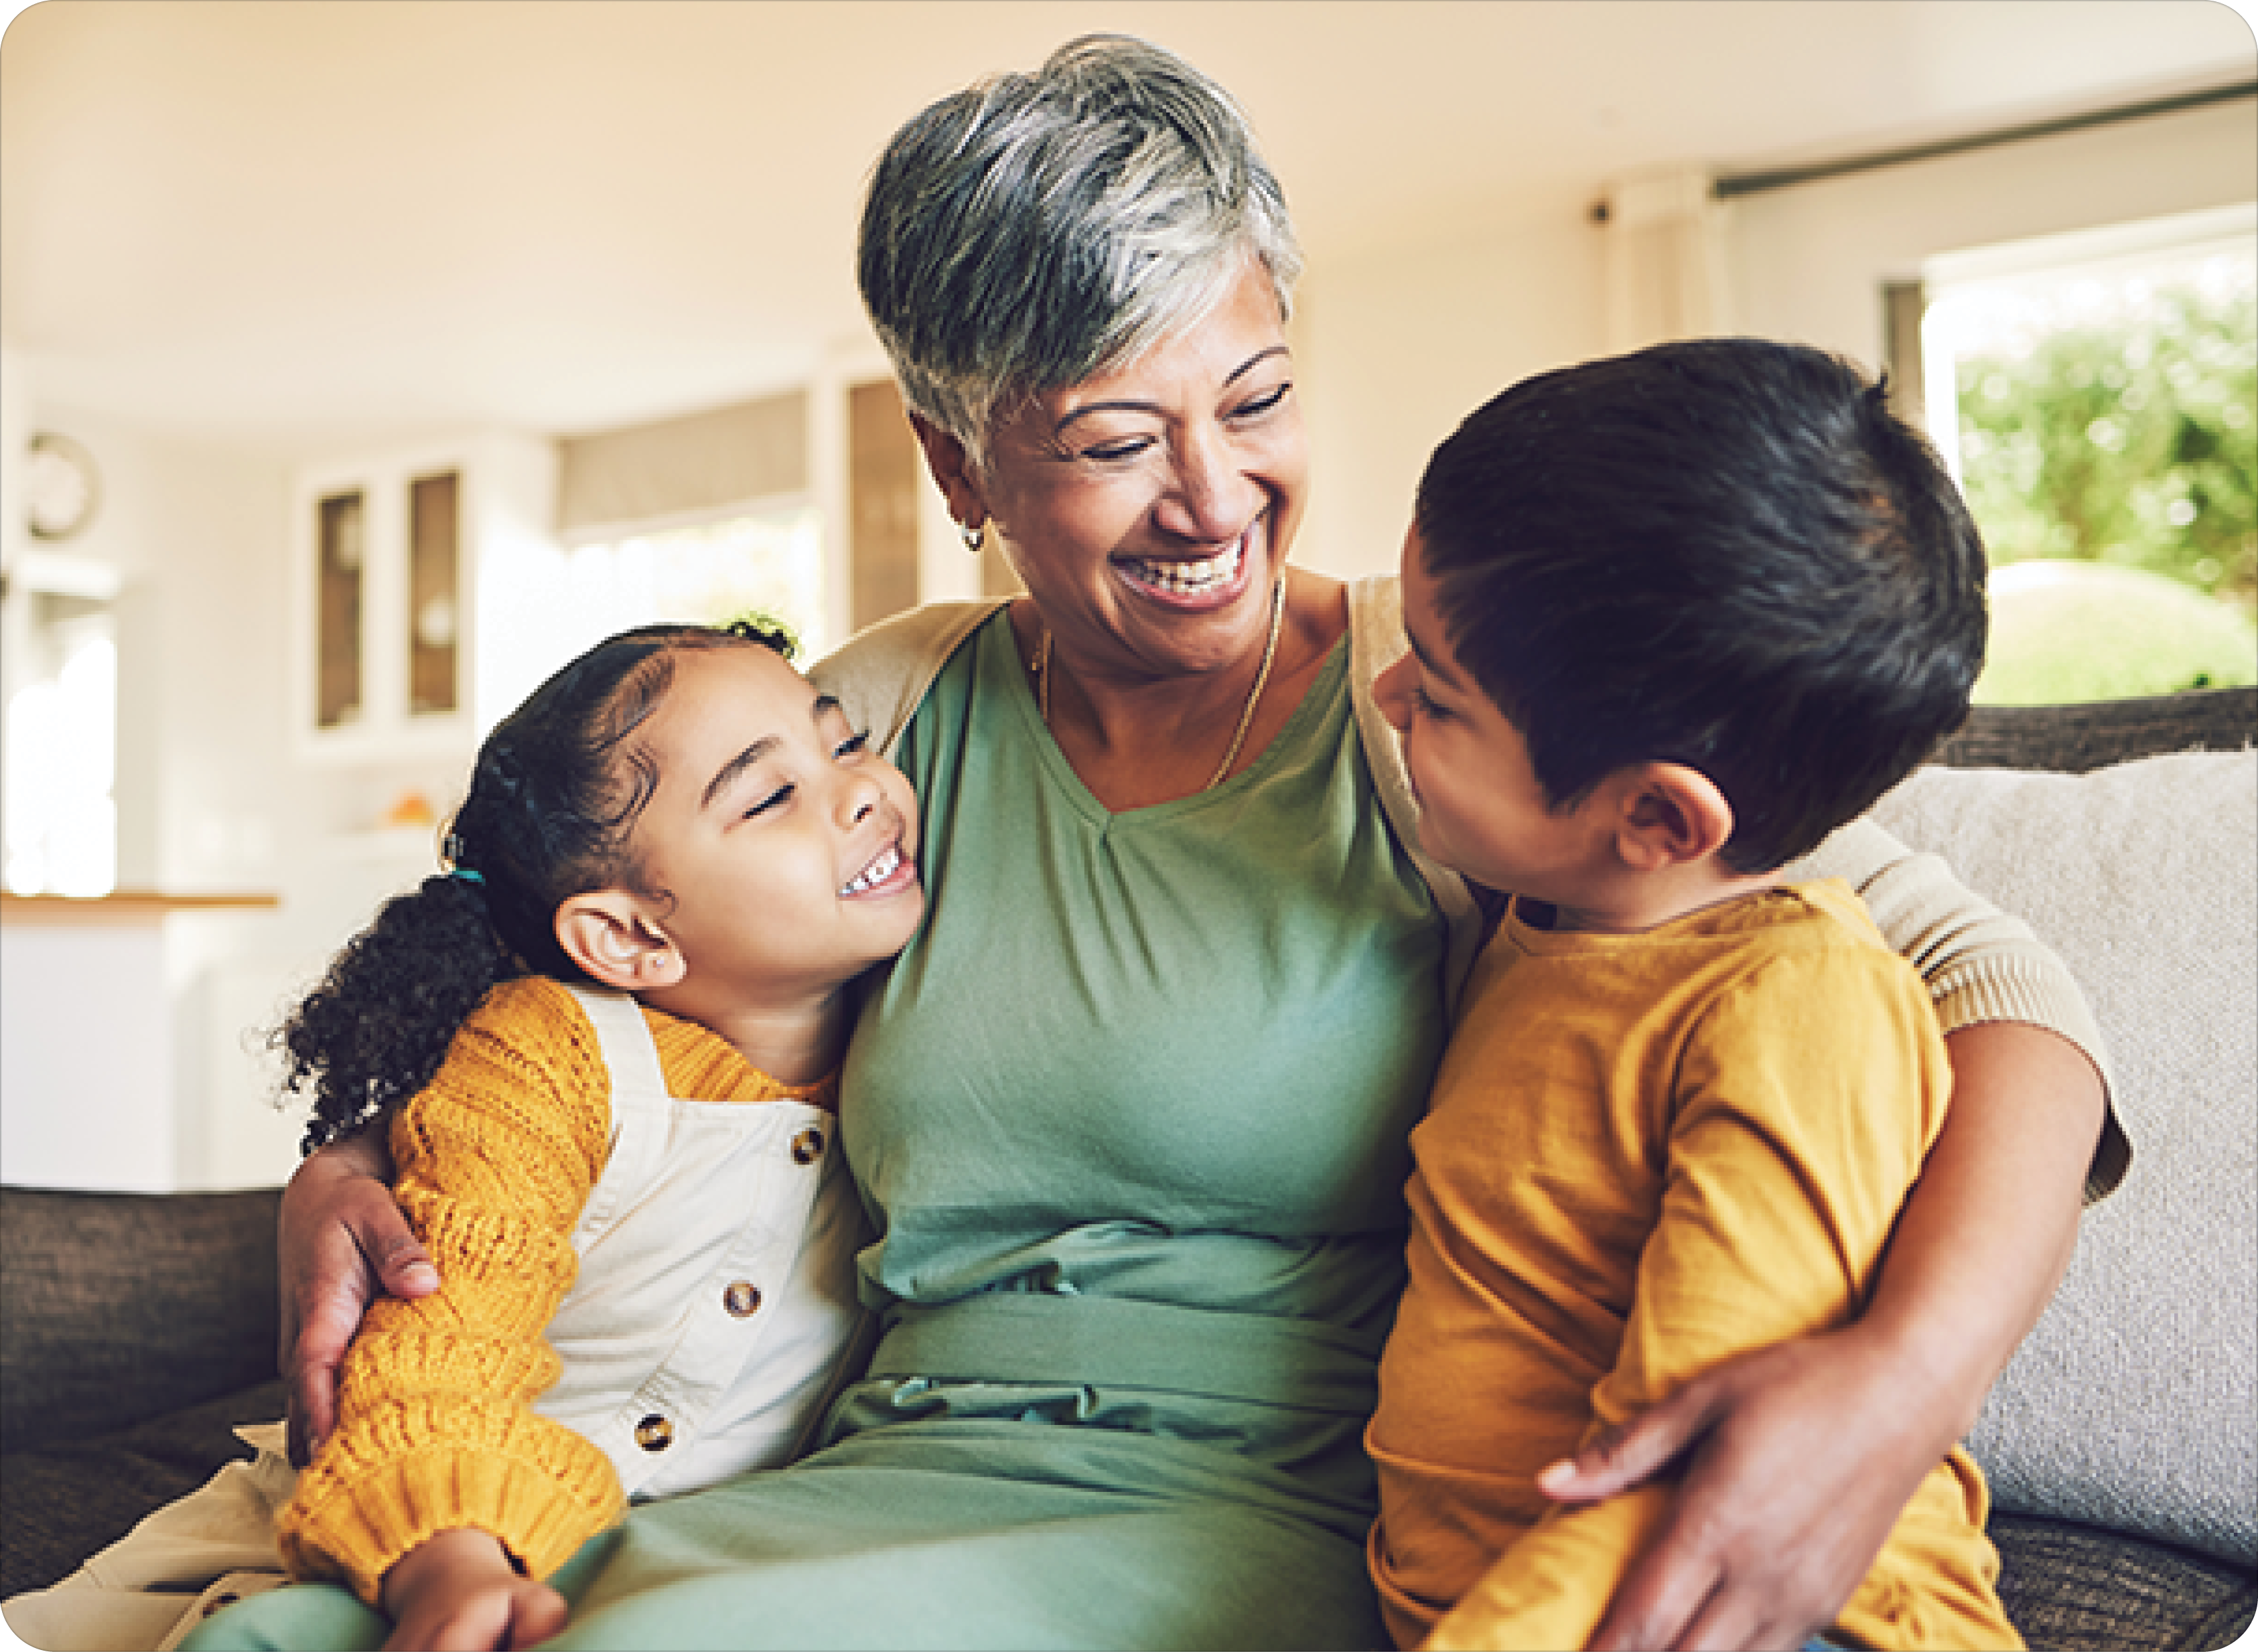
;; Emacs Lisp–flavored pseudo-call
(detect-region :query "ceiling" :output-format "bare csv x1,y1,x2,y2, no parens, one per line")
3,0,2253,458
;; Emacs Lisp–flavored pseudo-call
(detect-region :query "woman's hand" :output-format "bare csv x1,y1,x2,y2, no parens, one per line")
279,1133,439,1467
380,1528,568,1652
1539,1326,1936,1650
1539,1021,2103,1650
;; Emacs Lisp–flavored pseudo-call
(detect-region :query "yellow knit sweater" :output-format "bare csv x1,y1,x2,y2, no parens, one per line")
275,974,837,1604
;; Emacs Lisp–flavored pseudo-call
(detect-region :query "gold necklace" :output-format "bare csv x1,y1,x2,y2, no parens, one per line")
1036,575,1287,793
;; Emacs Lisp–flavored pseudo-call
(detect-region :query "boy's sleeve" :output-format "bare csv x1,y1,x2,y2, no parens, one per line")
1424,945,1945,1651
275,982,624,1604
1790,816,2125,1199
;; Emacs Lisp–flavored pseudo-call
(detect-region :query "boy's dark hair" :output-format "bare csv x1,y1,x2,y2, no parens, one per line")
275,616,796,1151
1415,337,1987,874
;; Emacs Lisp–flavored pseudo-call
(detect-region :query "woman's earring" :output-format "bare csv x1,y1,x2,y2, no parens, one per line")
961,521,985,555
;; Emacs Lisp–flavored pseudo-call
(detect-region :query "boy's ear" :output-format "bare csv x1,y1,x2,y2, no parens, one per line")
1612,763,1736,872
555,893,687,994
906,413,991,538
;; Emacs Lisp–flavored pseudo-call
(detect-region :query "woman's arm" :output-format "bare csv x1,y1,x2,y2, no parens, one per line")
279,1130,439,1468
1545,1016,2105,1652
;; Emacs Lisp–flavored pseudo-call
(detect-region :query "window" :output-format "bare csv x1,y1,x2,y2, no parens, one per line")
476,501,826,737
3,562,120,896
1912,204,2257,704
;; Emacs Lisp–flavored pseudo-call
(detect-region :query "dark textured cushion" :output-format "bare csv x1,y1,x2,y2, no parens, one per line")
1935,686,2257,774
0,1376,287,1600
1993,1511,2258,1652
1,1185,282,1451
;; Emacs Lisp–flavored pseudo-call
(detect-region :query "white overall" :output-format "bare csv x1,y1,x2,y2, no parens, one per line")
3,986,869,1651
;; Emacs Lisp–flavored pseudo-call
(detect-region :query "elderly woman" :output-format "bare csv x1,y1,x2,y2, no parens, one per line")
228,35,2117,1652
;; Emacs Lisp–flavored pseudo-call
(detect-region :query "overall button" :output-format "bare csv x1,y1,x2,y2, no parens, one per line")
634,1414,674,1452
723,1280,762,1317
792,1128,825,1165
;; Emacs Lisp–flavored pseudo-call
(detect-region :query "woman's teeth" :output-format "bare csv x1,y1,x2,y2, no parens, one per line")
1125,538,1244,595
841,843,902,897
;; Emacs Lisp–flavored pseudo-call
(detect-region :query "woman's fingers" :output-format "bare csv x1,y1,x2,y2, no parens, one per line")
368,1221,443,1298
278,1144,438,1465
1579,1335,1932,1651
1585,1546,1727,1652
1535,1377,1725,1505
283,1261,361,1467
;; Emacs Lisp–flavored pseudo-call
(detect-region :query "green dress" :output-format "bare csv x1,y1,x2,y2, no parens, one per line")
559,613,1448,1648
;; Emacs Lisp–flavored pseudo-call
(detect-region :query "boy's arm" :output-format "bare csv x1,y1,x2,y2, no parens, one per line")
1429,943,1945,1651
1546,828,2109,1651
277,982,625,1607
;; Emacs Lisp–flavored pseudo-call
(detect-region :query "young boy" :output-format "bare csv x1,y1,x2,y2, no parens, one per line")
1366,339,2021,1651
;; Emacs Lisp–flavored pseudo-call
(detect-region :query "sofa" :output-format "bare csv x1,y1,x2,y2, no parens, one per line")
5,686,2254,1651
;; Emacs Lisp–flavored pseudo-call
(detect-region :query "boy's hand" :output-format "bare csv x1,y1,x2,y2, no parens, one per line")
380,1527,569,1651
279,1135,440,1467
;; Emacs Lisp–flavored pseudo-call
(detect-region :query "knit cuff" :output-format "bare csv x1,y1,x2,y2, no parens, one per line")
279,1412,624,1604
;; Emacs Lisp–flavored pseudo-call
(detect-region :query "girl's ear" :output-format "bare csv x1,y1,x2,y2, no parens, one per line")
1612,763,1736,873
907,412,991,536
555,893,687,993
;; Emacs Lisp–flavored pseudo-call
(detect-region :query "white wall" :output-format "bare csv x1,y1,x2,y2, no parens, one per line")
1295,215,1608,580
1725,98,2258,374
0,342,30,848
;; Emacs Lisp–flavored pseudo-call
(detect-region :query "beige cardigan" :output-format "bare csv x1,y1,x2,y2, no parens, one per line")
810,577,2125,1199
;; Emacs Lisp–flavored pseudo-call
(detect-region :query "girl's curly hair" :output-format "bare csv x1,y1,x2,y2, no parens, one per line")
274,616,796,1151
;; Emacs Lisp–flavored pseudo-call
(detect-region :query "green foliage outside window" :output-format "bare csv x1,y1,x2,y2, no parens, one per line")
1949,265,2257,701
1956,274,2255,609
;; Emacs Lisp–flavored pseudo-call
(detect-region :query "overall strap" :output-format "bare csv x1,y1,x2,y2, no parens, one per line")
566,984,671,1104
563,984,671,1227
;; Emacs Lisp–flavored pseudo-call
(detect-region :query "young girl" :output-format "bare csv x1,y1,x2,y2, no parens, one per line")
7,618,924,1652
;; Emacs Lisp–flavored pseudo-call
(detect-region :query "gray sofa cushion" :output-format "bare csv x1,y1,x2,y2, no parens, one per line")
1872,745,2257,1566
1992,1512,2257,1652
0,1186,281,1453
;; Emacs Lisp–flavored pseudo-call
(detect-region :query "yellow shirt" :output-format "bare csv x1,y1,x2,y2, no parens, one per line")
1368,880,2020,1651
276,974,835,1604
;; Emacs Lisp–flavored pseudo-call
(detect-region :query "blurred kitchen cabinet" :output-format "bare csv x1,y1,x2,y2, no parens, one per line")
291,435,552,760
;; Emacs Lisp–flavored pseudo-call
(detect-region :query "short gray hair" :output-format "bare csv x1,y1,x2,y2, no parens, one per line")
857,33,1303,463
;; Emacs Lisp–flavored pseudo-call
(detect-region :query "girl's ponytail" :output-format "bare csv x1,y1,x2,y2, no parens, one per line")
275,867,512,1151
274,618,792,1154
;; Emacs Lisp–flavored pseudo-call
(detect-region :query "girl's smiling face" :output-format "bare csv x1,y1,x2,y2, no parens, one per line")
622,643,924,1018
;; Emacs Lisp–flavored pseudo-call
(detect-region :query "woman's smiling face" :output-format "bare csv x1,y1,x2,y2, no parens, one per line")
968,256,1309,684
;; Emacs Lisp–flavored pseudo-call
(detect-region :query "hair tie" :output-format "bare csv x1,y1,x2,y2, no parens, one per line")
449,866,486,887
